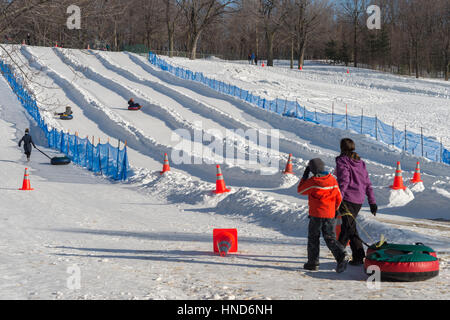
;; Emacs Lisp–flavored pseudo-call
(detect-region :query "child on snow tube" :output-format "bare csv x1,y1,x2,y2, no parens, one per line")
128,98,142,110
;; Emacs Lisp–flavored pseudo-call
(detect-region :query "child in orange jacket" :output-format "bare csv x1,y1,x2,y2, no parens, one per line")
297,158,349,273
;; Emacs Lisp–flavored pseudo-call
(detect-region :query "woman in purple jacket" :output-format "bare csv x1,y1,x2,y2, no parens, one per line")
335,138,377,265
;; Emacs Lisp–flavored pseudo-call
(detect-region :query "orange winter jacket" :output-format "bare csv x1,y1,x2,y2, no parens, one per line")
297,174,342,219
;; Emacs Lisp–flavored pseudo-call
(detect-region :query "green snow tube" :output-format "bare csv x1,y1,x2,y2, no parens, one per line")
364,243,439,282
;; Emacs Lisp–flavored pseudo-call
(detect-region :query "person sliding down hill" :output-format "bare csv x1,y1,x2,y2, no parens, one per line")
18,128,37,162
54,106,73,117
128,98,142,110
297,158,349,273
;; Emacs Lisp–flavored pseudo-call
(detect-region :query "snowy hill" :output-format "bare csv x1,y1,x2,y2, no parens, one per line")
0,45,449,300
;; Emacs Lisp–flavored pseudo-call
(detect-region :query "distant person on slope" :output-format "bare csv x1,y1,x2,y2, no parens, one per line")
18,128,37,162
297,158,349,273
128,98,141,109
335,138,377,266
251,52,255,65
248,53,252,64
254,55,258,66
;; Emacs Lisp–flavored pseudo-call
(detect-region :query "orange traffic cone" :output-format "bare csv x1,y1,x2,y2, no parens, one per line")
283,154,294,174
390,161,407,190
87,44,90,50
213,165,230,194
410,161,423,183
213,229,238,257
160,153,170,175
19,168,34,191
262,61,265,67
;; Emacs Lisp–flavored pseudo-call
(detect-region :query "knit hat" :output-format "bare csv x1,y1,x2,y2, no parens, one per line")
25,128,29,133
308,158,325,175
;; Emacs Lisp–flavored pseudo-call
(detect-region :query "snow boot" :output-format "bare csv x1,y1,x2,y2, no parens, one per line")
349,259,364,266
336,255,350,273
303,262,319,271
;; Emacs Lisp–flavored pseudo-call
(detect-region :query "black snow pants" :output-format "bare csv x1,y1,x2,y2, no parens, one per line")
307,216,346,265
338,200,365,262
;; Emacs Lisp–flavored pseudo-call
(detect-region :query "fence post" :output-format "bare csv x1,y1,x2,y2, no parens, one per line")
106,138,110,175
75,132,79,164
375,115,378,141
91,136,95,170
421,127,424,157
332,102,334,127
116,140,121,180
392,122,395,147
440,138,443,163
345,104,348,130
360,108,364,134
98,138,102,175
295,99,299,118
283,98,287,115
85,135,89,168
404,124,407,152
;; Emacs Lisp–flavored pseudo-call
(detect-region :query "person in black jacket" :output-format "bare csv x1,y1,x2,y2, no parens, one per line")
128,98,141,109
18,128,37,162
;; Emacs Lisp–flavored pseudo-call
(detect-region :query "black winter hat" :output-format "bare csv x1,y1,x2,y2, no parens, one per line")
308,158,325,175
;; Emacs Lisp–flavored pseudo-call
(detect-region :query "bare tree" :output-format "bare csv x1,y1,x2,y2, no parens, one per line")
178,0,238,59
258,0,287,67
340,0,366,67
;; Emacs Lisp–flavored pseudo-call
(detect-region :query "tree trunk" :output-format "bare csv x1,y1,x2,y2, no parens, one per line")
168,28,174,57
266,31,274,67
415,42,419,78
353,17,358,67
298,34,307,68
290,37,294,69
189,32,201,60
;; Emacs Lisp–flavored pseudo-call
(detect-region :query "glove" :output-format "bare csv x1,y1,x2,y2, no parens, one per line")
302,166,311,180
370,203,377,216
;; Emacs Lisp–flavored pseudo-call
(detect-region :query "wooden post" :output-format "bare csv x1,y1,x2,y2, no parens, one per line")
295,99,299,118
404,124,407,152
116,140,121,180
345,104,348,130
421,127,424,157
360,108,363,134
98,137,102,175
392,122,395,147
375,115,378,141
91,136,95,170
331,102,334,127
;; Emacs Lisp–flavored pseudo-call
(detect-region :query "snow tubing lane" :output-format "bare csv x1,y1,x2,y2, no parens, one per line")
364,243,439,282
60,114,73,120
51,156,71,165
128,106,142,111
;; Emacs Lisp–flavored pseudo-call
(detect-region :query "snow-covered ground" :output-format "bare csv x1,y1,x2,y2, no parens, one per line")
0,45,449,300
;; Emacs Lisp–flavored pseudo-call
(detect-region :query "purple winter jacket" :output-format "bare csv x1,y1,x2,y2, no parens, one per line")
335,155,376,205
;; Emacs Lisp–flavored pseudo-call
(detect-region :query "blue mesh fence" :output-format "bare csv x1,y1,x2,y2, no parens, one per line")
0,60,129,180
148,52,449,165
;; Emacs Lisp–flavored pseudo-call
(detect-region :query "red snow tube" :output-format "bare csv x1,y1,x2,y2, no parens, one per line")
128,105,142,111
364,243,439,282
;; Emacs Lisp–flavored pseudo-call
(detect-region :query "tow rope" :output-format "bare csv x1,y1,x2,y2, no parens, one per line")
340,204,386,248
